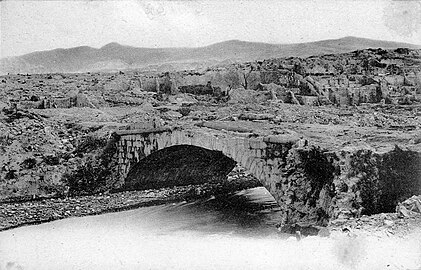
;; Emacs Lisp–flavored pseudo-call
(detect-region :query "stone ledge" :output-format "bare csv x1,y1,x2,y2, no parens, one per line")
263,135,299,144
195,121,254,133
114,126,174,136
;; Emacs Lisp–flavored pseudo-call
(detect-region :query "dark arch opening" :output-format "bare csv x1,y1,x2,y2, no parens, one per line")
124,145,237,190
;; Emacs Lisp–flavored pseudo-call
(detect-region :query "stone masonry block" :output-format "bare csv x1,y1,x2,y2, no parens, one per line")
249,159,257,174
249,138,262,149
245,156,254,169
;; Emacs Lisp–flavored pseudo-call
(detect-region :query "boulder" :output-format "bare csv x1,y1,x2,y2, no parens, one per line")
239,113,275,121
255,83,290,101
165,110,183,119
396,195,421,217
139,101,156,112
167,93,198,105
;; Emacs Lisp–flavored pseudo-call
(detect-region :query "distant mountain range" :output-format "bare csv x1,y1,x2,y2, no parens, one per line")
1,36,420,74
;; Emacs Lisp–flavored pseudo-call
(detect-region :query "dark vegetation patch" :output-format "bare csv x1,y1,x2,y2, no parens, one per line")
63,134,119,196
73,135,108,157
5,170,17,180
43,155,60,166
1,108,45,123
21,157,37,169
378,147,421,213
349,146,421,215
298,147,338,208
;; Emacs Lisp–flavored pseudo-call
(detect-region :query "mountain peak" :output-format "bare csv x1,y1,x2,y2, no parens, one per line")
101,42,123,49
341,36,360,40
223,39,243,44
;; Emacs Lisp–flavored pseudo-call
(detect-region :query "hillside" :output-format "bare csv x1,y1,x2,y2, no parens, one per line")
1,36,420,74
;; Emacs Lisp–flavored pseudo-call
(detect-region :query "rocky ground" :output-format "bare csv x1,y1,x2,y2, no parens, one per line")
0,48,420,237
329,213,421,239
330,194,421,237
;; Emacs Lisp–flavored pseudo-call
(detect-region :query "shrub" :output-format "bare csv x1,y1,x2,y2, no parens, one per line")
43,155,60,166
5,170,16,180
21,157,37,169
63,159,106,195
298,147,338,207
349,150,381,215
73,135,108,156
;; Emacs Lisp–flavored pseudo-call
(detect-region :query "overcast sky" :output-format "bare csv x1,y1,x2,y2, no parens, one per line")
1,0,420,58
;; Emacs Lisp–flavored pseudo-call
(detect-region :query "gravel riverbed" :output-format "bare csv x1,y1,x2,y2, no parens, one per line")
0,179,261,231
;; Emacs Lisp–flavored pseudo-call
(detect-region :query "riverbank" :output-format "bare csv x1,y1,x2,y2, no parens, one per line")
2,189,420,270
0,178,261,232
2,174,420,239
3,189,421,242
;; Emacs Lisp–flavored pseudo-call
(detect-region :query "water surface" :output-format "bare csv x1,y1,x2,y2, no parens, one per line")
1,187,420,270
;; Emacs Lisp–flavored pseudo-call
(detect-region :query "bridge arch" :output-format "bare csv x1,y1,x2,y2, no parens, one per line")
114,127,295,202
124,144,237,190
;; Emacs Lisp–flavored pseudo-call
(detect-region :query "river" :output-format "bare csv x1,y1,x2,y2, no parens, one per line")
1,187,420,270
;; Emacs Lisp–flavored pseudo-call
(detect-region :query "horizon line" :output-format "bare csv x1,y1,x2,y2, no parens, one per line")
2,35,420,59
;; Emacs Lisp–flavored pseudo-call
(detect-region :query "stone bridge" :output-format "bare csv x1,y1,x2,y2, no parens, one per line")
112,121,338,225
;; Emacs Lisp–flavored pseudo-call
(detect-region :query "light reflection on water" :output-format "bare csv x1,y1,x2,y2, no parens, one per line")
0,187,420,270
